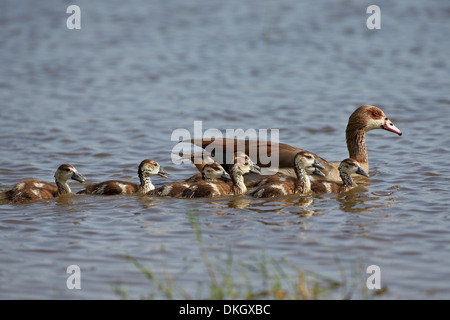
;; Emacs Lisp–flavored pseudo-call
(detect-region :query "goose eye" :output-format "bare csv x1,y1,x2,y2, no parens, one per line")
371,110,381,118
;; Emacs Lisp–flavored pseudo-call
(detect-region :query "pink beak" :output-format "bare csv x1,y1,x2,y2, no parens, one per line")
382,118,402,136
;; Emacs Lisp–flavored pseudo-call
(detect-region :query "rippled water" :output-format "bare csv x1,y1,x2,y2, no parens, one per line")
1,0,449,299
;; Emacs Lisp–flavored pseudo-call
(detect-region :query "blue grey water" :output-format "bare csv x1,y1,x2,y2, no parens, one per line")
0,0,449,299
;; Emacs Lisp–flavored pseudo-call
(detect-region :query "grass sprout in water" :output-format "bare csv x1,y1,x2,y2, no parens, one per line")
115,210,387,300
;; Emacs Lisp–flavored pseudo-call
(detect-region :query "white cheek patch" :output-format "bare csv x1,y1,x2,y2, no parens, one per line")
34,182,44,188
16,183,25,190
368,118,384,131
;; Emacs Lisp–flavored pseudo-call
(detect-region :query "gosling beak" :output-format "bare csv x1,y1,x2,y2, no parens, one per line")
158,168,169,179
382,118,402,136
221,171,232,180
71,172,86,183
312,167,325,176
356,167,369,177
313,160,325,169
250,164,261,174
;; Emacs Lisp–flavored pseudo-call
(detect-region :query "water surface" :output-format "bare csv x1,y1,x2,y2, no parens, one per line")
0,0,449,299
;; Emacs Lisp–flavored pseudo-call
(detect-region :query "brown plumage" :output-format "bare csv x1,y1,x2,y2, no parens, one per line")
310,158,369,193
182,158,260,198
150,162,230,198
182,151,253,182
77,159,168,195
2,164,86,203
188,105,401,182
250,151,324,198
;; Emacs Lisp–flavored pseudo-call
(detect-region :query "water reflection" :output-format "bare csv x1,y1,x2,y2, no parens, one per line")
136,194,164,209
226,196,252,209
54,194,77,206
335,187,398,214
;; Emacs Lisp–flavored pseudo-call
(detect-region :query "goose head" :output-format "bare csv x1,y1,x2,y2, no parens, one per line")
138,159,168,179
201,162,231,180
338,159,369,177
54,164,86,183
348,105,402,136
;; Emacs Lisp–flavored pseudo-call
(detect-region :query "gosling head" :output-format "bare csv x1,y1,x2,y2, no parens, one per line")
233,152,260,174
138,159,168,179
294,151,325,175
54,164,86,183
201,162,231,180
338,158,369,177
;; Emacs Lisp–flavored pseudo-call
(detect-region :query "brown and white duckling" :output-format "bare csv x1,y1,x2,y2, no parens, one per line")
2,164,86,203
229,158,261,196
150,162,230,197
182,157,260,198
184,151,254,183
310,158,369,193
250,151,324,198
77,159,168,195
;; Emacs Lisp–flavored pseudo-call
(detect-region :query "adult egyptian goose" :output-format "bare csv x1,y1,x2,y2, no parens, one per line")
310,158,368,193
2,164,86,203
149,162,230,197
182,157,260,198
77,159,168,195
188,105,402,182
250,151,324,198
